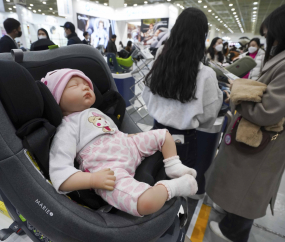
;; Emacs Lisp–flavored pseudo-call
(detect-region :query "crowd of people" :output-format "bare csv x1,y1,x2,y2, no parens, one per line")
143,5,285,242
1,4,285,242
0,19,119,55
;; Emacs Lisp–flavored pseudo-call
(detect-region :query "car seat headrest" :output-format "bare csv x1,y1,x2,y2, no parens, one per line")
0,60,44,129
36,81,62,127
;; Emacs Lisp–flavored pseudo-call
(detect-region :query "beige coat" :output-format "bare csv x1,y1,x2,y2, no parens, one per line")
206,50,285,219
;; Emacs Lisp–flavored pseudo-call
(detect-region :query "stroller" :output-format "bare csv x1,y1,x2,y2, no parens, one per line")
0,45,188,242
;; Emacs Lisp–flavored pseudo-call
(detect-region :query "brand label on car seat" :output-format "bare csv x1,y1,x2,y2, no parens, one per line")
35,199,53,216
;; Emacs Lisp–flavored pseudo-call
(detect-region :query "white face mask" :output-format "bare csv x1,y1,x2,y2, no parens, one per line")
38,35,47,40
215,44,223,52
64,32,68,38
248,46,257,53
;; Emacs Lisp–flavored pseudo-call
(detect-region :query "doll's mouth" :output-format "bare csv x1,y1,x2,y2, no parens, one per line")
84,93,91,98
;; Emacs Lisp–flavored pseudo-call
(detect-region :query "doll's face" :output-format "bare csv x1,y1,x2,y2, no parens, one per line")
60,76,95,116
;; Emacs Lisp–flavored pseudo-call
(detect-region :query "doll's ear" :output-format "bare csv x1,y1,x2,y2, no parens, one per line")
92,112,102,117
88,116,95,123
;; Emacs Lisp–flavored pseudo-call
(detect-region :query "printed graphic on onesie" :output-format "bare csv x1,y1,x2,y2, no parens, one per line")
88,112,114,133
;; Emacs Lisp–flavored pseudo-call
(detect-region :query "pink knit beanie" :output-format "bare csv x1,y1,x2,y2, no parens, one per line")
41,69,94,104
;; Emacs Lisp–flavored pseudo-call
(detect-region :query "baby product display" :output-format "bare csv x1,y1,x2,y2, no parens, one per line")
0,45,189,242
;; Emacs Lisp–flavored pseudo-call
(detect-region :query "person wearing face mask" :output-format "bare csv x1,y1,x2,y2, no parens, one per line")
82,31,90,45
0,18,22,53
207,37,226,64
239,38,265,80
207,5,285,242
30,28,55,51
61,22,82,46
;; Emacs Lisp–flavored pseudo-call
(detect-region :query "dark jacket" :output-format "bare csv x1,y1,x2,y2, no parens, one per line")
82,39,90,45
0,35,18,53
67,33,82,46
30,39,55,51
206,50,285,219
106,40,117,54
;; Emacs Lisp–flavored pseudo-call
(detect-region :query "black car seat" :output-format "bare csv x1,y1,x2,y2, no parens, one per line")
0,45,186,242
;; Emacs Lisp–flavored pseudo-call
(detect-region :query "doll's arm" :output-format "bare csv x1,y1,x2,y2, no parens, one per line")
59,168,116,192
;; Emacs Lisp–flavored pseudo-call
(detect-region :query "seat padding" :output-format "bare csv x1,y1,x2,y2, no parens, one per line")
0,60,44,129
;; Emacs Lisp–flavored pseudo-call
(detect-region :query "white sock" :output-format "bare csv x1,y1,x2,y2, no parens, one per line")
155,174,198,201
164,156,197,179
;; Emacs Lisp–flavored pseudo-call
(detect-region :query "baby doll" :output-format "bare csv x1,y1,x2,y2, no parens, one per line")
44,68,198,217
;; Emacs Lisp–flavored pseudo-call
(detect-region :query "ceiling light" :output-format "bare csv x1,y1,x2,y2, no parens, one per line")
33,10,36,13
253,11,257,13
167,0,171,1
253,14,256,17
208,10,212,12
229,3,233,6
144,1,148,3
6,0,10,2
220,21,223,23
253,7,257,10
203,5,207,8
124,3,127,6
233,12,236,14
212,13,215,15
134,4,137,6
177,3,180,6
252,20,256,22
253,2,258,4
104,3,108,5
28,7,31,9
30,4,33,6
231,8,235,11
198,0,202,3
42,13,45,15
13,6,16,8
43,2,46,4
215,16,218,18
49,8,53,10
53,12,55,14
8,7,11,10
38,9,41,12
218,18,220,20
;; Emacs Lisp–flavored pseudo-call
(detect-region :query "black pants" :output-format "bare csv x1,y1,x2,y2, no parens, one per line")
153,121,207,194
219,212,254,242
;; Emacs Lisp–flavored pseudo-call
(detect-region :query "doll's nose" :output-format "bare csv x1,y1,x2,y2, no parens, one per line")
83,85,89,90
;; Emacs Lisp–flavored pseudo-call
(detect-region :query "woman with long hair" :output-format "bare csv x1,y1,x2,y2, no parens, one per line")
207,5,285,242
142,7,223,199
223,41,229,58
207,37,226,64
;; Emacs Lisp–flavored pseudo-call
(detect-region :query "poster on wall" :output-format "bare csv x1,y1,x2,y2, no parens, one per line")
140,18,169,49
127,23,141,44
77,13,116,48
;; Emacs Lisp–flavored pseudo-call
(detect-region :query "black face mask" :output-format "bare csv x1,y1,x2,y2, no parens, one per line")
17,30,22,37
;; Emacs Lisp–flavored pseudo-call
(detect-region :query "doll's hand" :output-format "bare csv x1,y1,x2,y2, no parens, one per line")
90,168,116,191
